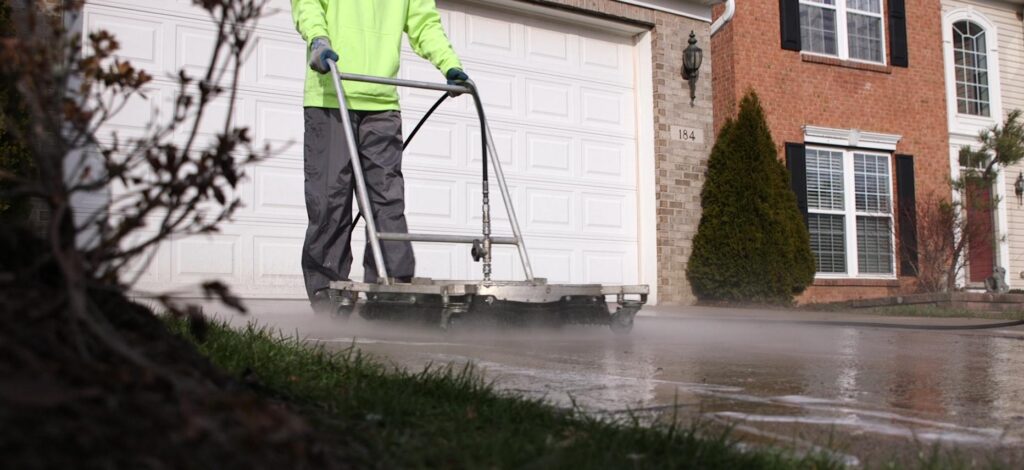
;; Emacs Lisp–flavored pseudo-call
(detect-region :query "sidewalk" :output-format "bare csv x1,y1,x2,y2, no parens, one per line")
642,304,1024,330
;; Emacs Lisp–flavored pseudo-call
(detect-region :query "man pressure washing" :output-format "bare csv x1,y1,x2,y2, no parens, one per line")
291,0,468,312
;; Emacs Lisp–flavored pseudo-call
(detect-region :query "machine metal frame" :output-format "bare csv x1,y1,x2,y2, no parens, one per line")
324,61,648,332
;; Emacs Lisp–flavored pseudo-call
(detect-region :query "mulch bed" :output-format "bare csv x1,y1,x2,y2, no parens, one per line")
0,229,344,469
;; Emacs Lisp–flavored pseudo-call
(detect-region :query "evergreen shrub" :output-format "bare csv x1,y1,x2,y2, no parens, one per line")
685,92,815,304
0,1,34,221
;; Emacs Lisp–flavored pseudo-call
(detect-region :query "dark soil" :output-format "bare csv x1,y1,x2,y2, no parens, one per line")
0,228,344,469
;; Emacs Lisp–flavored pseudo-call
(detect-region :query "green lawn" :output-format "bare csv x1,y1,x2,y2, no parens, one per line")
860,305,1024,320
170,319,840,469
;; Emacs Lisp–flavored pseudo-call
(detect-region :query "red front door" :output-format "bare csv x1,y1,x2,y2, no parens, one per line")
965,178,995,284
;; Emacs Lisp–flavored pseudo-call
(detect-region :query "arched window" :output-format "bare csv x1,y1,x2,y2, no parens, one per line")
952,21,990,116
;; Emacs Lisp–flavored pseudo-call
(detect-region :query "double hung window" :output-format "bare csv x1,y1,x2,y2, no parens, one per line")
799,0,886,63
806,147,895,276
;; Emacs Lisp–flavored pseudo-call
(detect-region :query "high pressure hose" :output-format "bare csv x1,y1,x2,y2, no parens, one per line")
352,93,450,228
354,87,493,276
463,80,493,280
403,93,450,151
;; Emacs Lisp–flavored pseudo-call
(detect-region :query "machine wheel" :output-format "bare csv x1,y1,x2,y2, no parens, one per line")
610,300,641,334
440,304,467,331
609,314,634,334
441,314,458,331
329,290,356,321
334,302,354,320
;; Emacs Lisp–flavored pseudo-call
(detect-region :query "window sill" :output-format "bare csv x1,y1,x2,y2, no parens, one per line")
801,54,892,74
812,277,900,288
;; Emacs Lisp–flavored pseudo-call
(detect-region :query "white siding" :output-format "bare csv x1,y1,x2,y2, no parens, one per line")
942,0,1024,284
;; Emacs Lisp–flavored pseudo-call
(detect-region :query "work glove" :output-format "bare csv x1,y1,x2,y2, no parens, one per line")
445,68,469,97
309,37,339,74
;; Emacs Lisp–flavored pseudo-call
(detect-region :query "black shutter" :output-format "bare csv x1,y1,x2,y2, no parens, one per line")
896,155,918,276
889,0,909,67
786,143,808,222
779,0,802,51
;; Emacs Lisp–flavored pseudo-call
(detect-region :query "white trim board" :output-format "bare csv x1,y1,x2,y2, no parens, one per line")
635,31,659,305
471,0,651,34
613,0,713,22
803,125,902,151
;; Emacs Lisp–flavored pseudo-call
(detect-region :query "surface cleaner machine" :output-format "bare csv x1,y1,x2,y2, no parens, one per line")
324,61,648,333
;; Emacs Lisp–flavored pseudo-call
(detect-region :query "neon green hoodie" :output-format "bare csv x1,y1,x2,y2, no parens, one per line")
291,0,463,111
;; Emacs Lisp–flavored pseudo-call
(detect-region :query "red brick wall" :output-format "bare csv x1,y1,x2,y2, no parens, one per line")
712,0,950,304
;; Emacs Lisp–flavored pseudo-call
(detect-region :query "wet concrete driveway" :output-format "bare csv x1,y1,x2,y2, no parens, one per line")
248,307,1024,466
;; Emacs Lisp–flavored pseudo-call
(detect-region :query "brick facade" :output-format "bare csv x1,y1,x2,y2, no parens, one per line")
532,1,713,304
712,0,951,303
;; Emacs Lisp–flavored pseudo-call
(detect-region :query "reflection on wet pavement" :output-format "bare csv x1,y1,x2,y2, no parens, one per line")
255,312,1024,465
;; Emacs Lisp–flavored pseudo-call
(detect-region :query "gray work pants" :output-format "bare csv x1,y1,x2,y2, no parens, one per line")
301,107,415,301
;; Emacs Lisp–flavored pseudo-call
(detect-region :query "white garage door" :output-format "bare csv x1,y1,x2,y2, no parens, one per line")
84,0,643,299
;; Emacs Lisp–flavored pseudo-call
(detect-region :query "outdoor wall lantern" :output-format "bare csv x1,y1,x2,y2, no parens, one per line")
1015,172,1023,205
682,31,703,105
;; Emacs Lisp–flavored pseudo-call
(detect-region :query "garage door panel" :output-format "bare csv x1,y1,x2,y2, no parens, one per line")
256,99,304,161
346,238,470,282
584,251,628,284
447,3,633,88
102,86,165,139
405,177,459,227
252,165,305,218
467,182,516,228
579,35,633,84
468,125,516,168
526,132,575,177
261,0,298,31
526,188,574,233
89,0,296,37
122,230,167,285
525,79,573,124
253,36,306,90
468,69,518,116
172,233,242,280
582,192,637,237
464,245,519,281
253,235,304,286
581,86,634,132
85,10,165,74
581,138,635,186
529,248,575,284
463,9,521,59
173,93,251,149
403,118,461,169
399,59,465,109
175,24,231,78
412,244,459,280
524,24,574,66
523,239,639,285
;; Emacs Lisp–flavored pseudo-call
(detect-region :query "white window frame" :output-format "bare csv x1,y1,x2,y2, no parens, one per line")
951,20,991,117
942,9,1002,134
806,146,897,279
798,0,888,65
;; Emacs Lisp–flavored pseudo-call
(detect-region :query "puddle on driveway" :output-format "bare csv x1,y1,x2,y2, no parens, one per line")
266,313,1024,466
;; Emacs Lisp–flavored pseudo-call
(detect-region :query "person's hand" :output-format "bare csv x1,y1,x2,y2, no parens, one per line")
309,37,339,74
445,68,469,97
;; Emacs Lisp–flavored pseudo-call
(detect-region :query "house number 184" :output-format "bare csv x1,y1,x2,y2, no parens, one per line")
670,125,704,144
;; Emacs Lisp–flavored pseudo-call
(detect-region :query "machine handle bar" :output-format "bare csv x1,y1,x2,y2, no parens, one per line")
336,71,472,95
